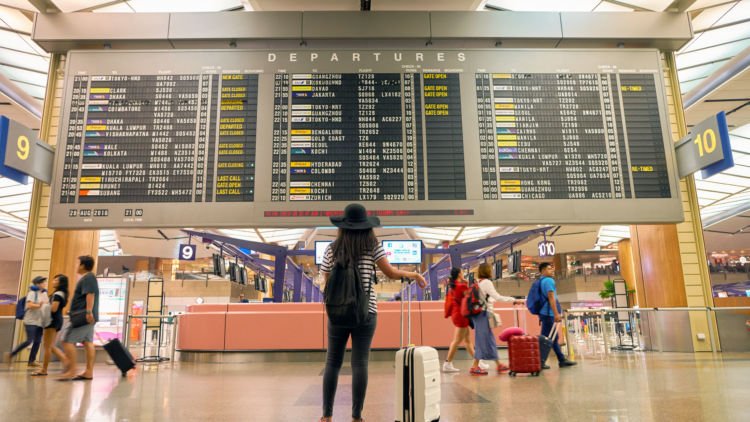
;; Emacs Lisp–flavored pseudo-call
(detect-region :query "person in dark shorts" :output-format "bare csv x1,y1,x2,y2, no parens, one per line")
32,274,70,376
59,256,99,381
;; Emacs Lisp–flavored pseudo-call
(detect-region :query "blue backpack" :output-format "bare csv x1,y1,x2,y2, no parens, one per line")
15,296,27,320
526,278,546,315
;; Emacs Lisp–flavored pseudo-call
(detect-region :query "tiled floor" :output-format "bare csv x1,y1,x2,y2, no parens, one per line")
1,352,748,421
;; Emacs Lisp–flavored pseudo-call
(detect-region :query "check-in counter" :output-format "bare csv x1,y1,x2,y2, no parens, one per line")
225,303,325,350
368,302,422,349
178,313,227,351
177,301,537,352
420,302,540,348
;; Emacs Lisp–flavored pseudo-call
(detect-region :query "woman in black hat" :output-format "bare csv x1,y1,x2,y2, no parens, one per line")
320,203,426,422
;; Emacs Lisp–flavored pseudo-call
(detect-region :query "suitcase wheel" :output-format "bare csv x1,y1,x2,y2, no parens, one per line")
121,371,128,377
509,371,516,377
533,372,540,377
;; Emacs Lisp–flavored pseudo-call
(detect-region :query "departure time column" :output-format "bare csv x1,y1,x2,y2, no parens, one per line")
61,75,87,204
271,73,290,202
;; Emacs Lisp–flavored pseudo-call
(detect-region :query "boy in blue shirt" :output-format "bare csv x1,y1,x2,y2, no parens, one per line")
538,263,576,369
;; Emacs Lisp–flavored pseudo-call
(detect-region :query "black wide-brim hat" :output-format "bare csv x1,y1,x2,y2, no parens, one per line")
330,203,381,230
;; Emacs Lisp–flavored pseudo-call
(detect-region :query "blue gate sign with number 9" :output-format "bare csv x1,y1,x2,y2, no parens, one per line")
179,244,196,261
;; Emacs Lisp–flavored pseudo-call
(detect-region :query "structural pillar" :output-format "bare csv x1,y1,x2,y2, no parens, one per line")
617,239,638,306
629,225,687,308
48,230,100,283
14,54,100,349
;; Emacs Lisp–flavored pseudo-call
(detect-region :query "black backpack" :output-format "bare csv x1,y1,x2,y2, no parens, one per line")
324,260,371,326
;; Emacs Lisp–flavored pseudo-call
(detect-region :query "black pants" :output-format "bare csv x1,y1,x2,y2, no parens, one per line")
322,314,377,419
11,324,43,363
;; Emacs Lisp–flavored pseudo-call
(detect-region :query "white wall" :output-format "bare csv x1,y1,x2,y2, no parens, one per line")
0,236,24,261
0,260,23,298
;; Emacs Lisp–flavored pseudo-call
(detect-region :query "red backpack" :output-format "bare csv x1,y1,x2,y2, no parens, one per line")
460,282,485,317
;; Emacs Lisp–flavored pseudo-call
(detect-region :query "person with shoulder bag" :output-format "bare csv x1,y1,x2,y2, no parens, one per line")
4,276,48,367
60,255,100,381
319,204,426,422
32,274,71,376
468,263,524,376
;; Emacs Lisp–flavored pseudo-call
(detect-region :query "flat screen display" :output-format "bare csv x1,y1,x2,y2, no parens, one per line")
382,240,423,265
315,240,333,266
49,49,682,229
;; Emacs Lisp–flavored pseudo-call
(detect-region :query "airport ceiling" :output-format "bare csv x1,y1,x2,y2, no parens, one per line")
0,0,748,256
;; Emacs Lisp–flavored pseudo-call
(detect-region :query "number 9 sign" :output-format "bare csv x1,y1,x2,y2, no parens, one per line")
179,244,197,261
16,135,30,160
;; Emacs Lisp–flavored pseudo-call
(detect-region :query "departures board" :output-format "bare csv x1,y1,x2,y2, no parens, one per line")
49,49,682,229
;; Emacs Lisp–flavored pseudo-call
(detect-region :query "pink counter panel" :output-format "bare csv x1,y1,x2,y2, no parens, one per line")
177,301,540,352
225,304,325,350
420,302,540,348
178,312,226,351
185,304,229,313
356,302,420,349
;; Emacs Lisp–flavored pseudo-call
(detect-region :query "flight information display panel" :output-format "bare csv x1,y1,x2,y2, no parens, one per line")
476,72,670,200
49,50,682,228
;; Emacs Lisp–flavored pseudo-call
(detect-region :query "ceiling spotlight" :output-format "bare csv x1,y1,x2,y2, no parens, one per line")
229,40,237,48
495,41,503,47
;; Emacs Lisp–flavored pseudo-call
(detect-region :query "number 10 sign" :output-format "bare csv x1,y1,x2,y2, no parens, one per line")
538,241,556,257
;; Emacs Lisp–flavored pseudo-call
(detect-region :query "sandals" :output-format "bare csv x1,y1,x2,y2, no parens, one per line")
30,372,47,376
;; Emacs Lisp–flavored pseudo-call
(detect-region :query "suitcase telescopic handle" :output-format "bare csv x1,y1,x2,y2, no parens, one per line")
548,322,559,341
400,277,415,348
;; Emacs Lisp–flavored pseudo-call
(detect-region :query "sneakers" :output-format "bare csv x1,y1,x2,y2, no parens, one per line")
559,360,578,368
478,361,490,370
442,361,460,373
496,363,510,373
469,367,488,376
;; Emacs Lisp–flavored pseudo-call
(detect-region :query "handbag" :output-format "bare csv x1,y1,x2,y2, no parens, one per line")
41,303,52,328
69,309,89,328
487,310,501,329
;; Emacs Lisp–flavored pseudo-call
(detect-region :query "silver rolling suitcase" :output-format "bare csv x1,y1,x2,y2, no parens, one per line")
395,280,441,422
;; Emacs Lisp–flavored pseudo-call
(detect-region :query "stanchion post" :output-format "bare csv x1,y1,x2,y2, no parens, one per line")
564,311,575,361
706,307,717,354
601,311,610,355
171,316,178,365
124,315,131,349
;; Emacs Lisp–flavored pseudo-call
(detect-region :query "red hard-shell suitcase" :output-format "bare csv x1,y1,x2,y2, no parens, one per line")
508,335,541,377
